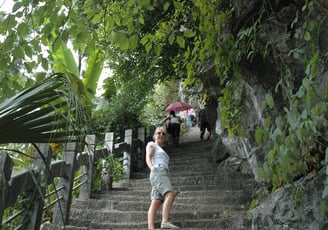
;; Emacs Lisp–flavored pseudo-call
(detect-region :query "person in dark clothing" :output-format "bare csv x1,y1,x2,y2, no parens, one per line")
198,106,211,140
162,110,182,147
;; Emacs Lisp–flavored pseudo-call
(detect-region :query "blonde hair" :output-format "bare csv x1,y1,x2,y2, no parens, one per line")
153,126,167,140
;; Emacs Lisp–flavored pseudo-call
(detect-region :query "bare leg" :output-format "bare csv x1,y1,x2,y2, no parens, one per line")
162,191,176,223
148,199,162,229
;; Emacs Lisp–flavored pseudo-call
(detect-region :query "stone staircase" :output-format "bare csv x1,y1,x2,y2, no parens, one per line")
43,127,256,229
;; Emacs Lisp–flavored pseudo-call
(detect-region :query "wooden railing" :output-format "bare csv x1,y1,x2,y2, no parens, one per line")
0,127,147,229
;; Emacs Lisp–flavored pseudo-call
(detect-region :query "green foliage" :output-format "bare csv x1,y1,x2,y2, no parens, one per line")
92,157,104,192
139,80,180,128
0,143,66,226
83,49,105,96
91,79,180,140
0,146,35,226
52,39,80,77
43,177,59,223
236,7,265,62
2,192,34,229
239,1,328,209
0,0,104,106
183,1,241,136
92,155,125,192
2,0,233,135
0,73,88,143
258,57,328,192
219,82,242,137
91,76,153,140
0,71,90,225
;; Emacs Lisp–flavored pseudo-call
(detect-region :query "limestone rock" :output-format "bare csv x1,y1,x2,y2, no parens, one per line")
252,169,328,230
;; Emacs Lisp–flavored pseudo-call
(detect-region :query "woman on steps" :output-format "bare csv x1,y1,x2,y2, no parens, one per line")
146,126,180,229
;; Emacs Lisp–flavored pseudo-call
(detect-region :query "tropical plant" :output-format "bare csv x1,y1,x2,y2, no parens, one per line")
0,71,89,224
92,155,125,193
0,0,104,107
0,73,88,143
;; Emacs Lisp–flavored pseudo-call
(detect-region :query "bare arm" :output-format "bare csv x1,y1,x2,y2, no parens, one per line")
161,116,169,125
146,144,156,172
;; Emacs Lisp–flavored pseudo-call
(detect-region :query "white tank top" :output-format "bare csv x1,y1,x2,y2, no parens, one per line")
170,116,180,124
147,141,169,170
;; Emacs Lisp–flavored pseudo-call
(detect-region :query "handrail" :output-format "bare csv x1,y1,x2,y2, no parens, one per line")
0,127,147,229
45,185,65,199
1,208,25,226
43,196,64,210
74,172,88,182
72,180,88,190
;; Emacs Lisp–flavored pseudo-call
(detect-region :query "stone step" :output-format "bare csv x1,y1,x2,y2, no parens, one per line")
42,225,248,230
68,208,248,220
132,169,232,179
133,163,253,176
41,225,88,230
110,181,255,192
114,172,255,187
169,154,211,163
86,217,250,229
91,192,250,204
71,195,249,212
96,186,254,199
93,185,254,201
91,188,252,203
169,156,210,163
67,209,250,229
133,166,230,179
44,218,249,230
43,215,250,230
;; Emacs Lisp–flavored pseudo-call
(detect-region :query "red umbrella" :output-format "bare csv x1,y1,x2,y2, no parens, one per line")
165,101,193,112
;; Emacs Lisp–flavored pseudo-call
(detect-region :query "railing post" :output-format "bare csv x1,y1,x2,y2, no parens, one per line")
27,143,52,230
52,142,77,225
138,127,146,169
0,151,13,226
104,132,114,153
124,129,133,179
104,132,114,189
79,135,95,200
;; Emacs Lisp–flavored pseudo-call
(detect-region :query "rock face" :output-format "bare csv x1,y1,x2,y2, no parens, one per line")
252,169,328,230
209,79,267,181
203,0,328,229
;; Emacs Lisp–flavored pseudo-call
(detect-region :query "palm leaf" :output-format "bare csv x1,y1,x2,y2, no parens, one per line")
52,39,79,77
83,49,104,96
0,73,88,143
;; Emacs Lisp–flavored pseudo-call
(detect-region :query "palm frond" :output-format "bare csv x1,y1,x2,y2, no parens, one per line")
0,73,88,143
